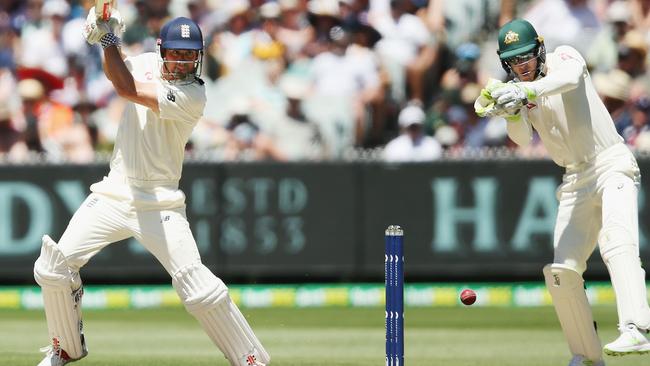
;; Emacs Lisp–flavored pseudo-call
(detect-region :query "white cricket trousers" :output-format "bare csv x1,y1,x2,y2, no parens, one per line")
57,192,201,275
553,143,641,274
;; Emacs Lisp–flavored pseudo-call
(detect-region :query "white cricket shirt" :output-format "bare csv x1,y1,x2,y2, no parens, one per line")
91,53,207,209
506,45,623,167
383,134,443,162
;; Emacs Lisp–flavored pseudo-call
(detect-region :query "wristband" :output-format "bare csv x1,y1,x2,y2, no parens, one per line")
100,33,121,49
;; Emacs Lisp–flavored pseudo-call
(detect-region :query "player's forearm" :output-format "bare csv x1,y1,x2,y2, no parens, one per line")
520,60,584,98
103,45,137,97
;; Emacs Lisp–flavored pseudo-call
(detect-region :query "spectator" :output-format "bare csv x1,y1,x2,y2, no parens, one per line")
593,68,632,134
347,11,385,146
223,104,288,161
307,25,364,151
18,77,75,159
0,101,28,162
433,124,459,151
372,0,433,103
18,0,69,77
252,1,287,82
271,74,324,160
308,0,341,41
623,97,650,147
55,97,96,163
276,0,314,61
456,83,490,149
636,130,650,152
630,0,650,37
383,103,442,162
524,0,601,56
215,0,256,73
617,30,648,78
587,0,632,73
18,78,46,153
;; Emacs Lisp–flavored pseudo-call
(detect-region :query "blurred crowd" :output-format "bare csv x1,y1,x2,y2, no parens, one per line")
1,0,650,164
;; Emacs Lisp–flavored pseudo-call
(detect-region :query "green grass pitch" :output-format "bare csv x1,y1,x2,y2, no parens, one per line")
1,306,646,365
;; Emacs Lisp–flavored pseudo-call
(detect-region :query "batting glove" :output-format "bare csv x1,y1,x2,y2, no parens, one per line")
491,83,537,110
83,7,125,46
474,79,519,119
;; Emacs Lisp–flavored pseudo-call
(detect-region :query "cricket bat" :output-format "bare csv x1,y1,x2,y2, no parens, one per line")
95,0,116,21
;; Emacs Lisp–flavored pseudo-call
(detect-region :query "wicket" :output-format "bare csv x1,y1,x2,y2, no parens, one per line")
385,225,404,366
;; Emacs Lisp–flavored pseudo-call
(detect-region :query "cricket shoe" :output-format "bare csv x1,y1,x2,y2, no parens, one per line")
36,345,87,366
568,355,605,366
604,323,650,356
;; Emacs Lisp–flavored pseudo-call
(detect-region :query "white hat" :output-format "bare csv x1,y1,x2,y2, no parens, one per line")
42,0,70,18
434,125,459,146
398,104,425,128
308,0,340,17
593,69,630,101
229,97,251,116
607,1,630,23
279,0,299,10
279,75,310,100
227,0,250,18
260,2,281,19
18,78,45,100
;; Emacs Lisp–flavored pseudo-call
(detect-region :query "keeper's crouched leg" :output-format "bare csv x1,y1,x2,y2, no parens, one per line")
33,235,88,362
173,263,270,366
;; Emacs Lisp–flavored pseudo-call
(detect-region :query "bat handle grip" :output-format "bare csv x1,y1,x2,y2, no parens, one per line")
101,5,110,21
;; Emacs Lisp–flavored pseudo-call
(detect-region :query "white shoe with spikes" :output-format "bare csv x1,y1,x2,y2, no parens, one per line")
604,323,650,356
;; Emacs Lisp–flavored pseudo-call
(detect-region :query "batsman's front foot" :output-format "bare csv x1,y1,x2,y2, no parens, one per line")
37,345,87,366
568,355,605,366
604,323,650,356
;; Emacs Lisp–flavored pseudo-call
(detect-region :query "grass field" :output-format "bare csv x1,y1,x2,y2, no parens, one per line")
1,306,647,366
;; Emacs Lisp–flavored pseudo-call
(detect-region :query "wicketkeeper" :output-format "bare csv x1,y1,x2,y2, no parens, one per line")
33,6,270,366
476,19,650,366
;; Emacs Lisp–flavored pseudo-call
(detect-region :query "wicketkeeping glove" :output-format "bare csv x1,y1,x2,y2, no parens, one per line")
490,83,537,110
82,6,125,46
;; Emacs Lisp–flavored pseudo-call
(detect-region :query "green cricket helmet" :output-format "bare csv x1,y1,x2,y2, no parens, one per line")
497,19,546,79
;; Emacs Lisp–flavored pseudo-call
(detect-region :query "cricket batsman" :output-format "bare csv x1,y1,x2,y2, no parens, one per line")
475,19,650,366
33,5,270,366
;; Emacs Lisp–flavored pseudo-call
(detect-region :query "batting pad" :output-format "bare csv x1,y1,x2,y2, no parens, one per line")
173,263,270,366
599,227,650,329
544,264,602,362
33,235,87,359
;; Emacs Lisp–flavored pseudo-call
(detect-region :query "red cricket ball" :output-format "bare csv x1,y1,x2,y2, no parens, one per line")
460,289,477,306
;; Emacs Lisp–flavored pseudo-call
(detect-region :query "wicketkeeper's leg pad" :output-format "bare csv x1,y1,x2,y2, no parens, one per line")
543,263,602,362
33,235,87,360
172,263,270,366
599,226,650,329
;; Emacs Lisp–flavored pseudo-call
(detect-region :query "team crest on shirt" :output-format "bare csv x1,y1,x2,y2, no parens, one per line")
504,31,519,44
167,89,176,102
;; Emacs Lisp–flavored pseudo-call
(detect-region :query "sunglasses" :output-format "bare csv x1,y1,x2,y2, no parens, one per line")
506,52,537,66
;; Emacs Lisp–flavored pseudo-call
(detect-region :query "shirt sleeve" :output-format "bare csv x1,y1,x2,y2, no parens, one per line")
520,45,586,98
157,82,207,122
124,53,150,74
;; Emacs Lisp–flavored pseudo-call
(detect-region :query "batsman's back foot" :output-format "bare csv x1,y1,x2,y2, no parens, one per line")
568,355,605,366
37,346,87,366
604,323,650,356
